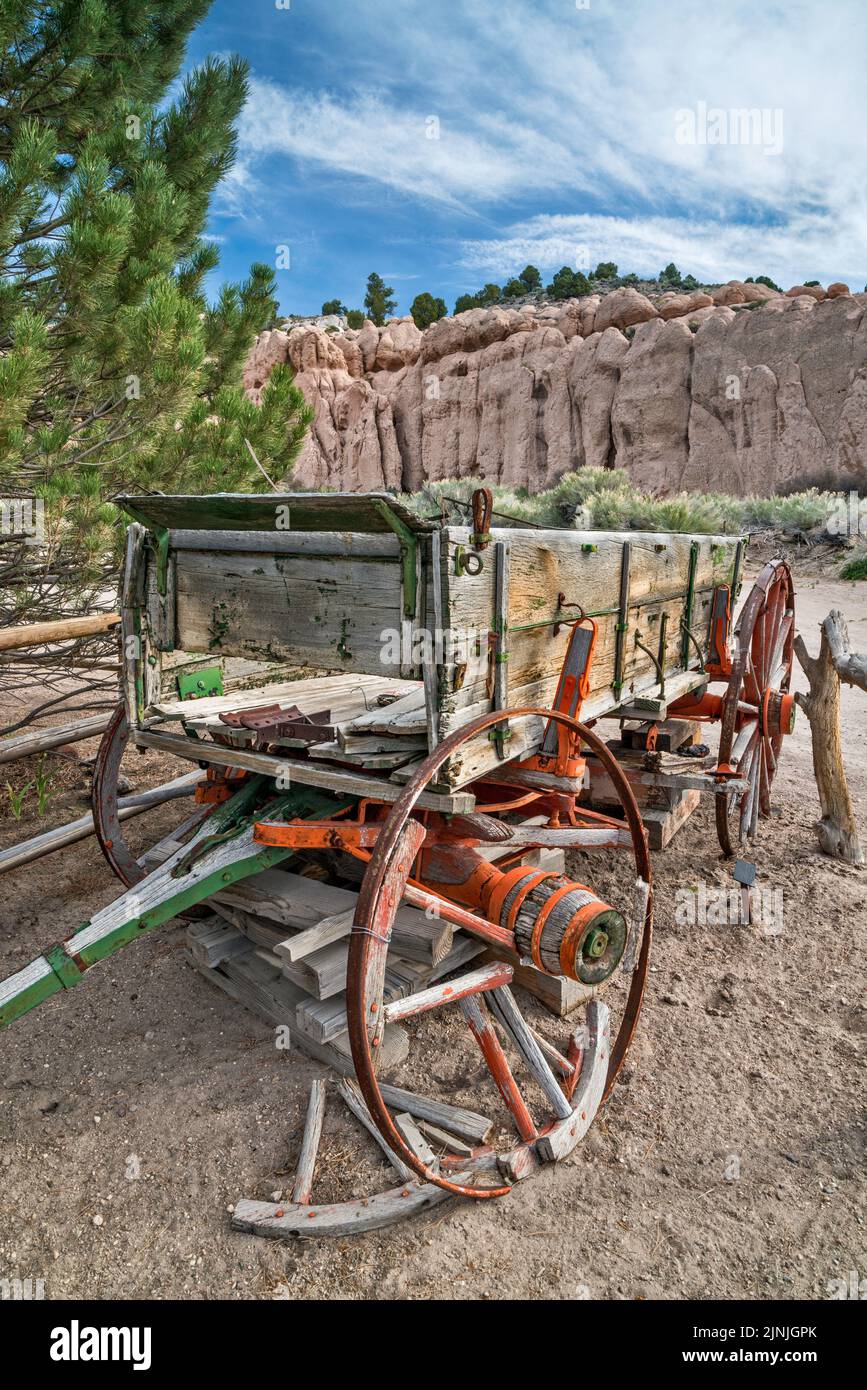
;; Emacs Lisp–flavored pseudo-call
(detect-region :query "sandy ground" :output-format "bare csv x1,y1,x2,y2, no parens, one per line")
0,567,864,1301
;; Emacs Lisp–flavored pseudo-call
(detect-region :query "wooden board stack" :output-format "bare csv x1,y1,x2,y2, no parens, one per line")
175,859,487,1075
152,673,431,782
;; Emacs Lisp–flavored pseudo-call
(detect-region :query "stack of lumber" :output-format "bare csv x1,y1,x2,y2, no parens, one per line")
581,717,706,849
179,862,486,1076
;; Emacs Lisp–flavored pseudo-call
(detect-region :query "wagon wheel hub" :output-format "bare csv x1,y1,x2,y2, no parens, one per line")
583,926,609,959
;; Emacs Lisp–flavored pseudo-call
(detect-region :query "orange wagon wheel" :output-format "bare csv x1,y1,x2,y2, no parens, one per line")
346,704,654,1201
715,560,796,856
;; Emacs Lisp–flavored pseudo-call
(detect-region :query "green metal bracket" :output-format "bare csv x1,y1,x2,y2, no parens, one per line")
372,500,418,619
177,666,224,701
44,942,85,990
681,541,700,667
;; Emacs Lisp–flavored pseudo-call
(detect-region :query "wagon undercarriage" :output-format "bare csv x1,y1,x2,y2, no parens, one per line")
0,490,795,1236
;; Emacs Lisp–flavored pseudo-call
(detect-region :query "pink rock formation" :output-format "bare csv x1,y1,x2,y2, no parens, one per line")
786,284,827,301
244,287,867,497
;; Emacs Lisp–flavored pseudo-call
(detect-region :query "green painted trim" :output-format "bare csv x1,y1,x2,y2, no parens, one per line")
681,541,700,668
372,500,418,618
0,782,356,1032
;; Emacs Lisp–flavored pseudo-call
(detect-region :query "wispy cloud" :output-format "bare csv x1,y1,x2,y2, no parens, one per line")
458,210,866,291
214,0,867,292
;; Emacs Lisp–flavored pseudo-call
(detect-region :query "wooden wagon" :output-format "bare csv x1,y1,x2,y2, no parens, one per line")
0,489,796,1235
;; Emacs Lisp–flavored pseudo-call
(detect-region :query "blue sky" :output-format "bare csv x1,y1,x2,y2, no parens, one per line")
186,0,867,318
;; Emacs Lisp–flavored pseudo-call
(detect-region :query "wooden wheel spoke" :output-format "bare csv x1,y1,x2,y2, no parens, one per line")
460,994,538,1142
738,735,760,841
731,717,759,765
487,986,574,1122
767,611,793,682
743,656,762,706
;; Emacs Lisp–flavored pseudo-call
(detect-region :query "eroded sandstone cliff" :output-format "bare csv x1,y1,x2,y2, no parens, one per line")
244,281,867,496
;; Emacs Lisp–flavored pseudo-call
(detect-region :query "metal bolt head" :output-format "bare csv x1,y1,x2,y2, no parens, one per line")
583,927,609,960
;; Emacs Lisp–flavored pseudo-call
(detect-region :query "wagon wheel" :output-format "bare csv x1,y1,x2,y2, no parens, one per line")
715,560,796,856
93,700,209,888
346,705,653,1200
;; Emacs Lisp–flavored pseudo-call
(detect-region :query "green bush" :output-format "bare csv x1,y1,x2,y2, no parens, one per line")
546,266,590,300
410,292,447,329
345,308,365,329
454,293,479,314
748,274,783,293
519,264,542,291
406,470,838,537
841,555,867,581
502,278,526,299
593,261,618,280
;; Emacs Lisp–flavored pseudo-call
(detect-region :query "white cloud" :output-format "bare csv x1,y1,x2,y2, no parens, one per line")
458,212,865,290
229,0,867,283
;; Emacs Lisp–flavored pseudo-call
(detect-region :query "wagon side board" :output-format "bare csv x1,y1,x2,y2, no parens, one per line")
435,526,740,788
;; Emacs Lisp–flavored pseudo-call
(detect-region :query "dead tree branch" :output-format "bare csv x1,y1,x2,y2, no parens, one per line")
794,610,865,864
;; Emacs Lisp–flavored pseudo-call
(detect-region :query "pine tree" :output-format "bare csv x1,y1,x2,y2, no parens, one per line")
409,292,447,329
0,2,312,637
363,272,397,326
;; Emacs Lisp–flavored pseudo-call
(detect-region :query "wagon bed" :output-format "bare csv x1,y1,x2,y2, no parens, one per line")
116,490,743,798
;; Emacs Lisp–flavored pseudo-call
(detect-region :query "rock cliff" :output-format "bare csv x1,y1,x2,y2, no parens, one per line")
243,281,867,496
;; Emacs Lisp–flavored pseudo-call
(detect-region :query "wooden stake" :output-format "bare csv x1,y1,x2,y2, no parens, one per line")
794,610,865,864
291,1079,326,1205
0,713,113,765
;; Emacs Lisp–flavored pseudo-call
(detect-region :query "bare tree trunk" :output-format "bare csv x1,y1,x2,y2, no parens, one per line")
794,610,865,864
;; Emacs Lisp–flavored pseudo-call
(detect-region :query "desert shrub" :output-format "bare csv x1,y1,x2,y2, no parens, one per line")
841,555,867,580
406,472,841,538
502,278,527,299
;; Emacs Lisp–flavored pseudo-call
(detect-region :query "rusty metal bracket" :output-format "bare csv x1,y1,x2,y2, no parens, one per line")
44,942,87,991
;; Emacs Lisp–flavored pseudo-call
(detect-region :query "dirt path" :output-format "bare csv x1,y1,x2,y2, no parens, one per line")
0,572,864,1301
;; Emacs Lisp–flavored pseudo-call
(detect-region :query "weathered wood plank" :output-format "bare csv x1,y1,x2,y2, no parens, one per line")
132,727,476,812
231,1182,453,1238
291,1079,327,1205
337,1079,415,1183
376,1084,493,1146
394,1112,438,1169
